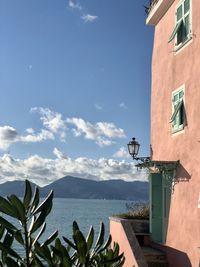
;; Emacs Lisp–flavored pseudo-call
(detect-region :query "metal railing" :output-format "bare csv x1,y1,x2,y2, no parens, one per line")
146,0,160,15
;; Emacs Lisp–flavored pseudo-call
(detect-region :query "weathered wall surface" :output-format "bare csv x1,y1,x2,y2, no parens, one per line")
110,218,139,267
151,0,200,266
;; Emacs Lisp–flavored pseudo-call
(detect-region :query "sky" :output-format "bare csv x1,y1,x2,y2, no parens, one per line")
0,0,154,186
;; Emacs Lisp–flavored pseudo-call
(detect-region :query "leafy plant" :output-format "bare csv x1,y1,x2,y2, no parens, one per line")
114,202,149,220
0,180,125,267
0,180,57,266
37,221,124,267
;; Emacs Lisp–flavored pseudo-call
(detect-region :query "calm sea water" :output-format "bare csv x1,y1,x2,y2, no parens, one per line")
12,198,131,255
46,198,130,238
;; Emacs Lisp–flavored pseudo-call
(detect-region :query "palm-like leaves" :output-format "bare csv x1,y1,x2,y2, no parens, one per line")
0,180,57,267
62,221,125,267
0,180,125,267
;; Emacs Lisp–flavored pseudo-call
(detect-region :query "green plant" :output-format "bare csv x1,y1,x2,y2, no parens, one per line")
0,180,57,266
114,202,149,220
0,180,125,267
37,221,124,267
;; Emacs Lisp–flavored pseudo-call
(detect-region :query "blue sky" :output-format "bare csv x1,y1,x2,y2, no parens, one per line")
0,0,154,185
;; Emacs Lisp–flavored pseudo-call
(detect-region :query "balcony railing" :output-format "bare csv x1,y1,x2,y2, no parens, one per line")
147,0,160,15
146,0,175,25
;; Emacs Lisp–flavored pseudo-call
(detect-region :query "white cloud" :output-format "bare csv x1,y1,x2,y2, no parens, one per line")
96,137,114,147
0,107,126,150
0,125,54,151
68,0,82,10
113,147,130,158
53,147,68,160
119,102,128,109
31,107,67,141
20,130,54,143
81,14,98,23
67,117,126,147
68,1,98,24
0,126,18,150
26,128,35,134
0,151,148,186
94,104,104,110
96,122,125,138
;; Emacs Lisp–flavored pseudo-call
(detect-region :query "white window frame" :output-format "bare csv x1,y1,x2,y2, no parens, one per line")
168,0,192,51
171,85,185,134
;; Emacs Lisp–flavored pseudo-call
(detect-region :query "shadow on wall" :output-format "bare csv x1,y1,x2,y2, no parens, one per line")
165,245,192,267
174,162,191,185
151,242,192,267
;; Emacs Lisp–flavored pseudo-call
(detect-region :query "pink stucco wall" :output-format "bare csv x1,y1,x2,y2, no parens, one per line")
109,219,139,267
151,0,200,266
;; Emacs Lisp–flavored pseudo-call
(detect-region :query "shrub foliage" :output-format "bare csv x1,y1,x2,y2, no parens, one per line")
114,202,149,220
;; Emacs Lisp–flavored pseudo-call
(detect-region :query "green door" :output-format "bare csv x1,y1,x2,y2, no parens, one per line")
162,173,172,243
150,173,163,243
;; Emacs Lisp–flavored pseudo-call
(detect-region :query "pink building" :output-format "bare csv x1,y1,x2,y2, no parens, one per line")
110,0,200,266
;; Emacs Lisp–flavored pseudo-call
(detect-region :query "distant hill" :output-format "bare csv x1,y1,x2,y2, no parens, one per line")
0,180,39,197
0,176,148,201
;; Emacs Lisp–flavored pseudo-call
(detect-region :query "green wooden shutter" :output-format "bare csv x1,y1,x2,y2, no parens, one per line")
171,89,184,132
150,174,163,243
170,100,183,123
168,20,183,43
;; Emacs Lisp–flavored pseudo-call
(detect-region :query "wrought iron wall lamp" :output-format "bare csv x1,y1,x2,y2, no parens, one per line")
127,137,150,163
127,137,179,191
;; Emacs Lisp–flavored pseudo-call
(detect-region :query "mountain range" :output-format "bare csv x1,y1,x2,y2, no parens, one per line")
0,176,149,201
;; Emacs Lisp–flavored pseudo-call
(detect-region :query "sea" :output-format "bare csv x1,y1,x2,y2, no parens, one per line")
12,198,132,255
45,198,130,239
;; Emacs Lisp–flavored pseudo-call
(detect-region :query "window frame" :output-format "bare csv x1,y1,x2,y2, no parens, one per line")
171,86,185,134
168,0,192,51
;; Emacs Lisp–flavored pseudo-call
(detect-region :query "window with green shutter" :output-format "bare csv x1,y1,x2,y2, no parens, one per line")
171,88,185,133
168,0,191,48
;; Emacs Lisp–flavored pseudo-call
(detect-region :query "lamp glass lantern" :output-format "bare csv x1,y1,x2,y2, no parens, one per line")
127,138,140,158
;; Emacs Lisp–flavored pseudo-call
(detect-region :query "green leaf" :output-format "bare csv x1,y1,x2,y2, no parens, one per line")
14,230,24,246
3,232,14,248
28,215,36,233
33,190,53,217
0,242,21,259
7,195,25,223
113,242,120,258
73,230,87,264
106,248,114,260
33,256,46,267
55,238,62,250
30,211,47,234
86,226,94,251
62,256,72,267
98,235,112,254
32,222,46,246
72,221,79,235
30,187,40,213
113,256,125,267
63,236,76,250
0,216,17,231
42,230,58,247
5,257,19,267
36,244,52,265
60,245,72,267
95,222,105,250
0,196,17,218
23,180,32,210
104,253,124,265
51,245,62,258
0,225,5,240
